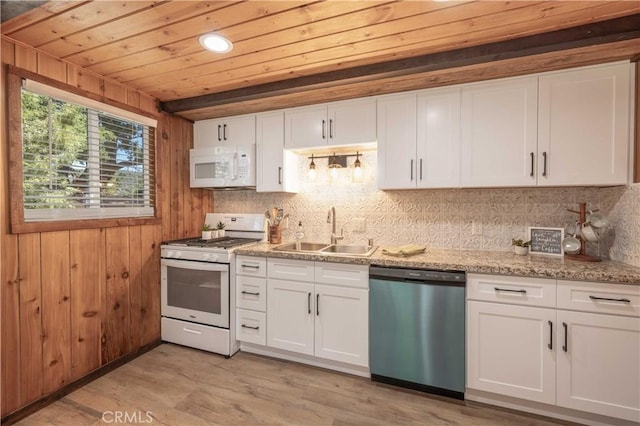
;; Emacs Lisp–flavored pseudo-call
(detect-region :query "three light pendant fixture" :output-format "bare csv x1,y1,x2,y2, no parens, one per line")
308,151,363,183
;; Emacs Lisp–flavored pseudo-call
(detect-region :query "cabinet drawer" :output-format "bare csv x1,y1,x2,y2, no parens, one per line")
268,258,314,282
467,273,556,308
557,280,640,317
236,256,267,277
315,262,368,289
236,309,266,346
236,276,267,311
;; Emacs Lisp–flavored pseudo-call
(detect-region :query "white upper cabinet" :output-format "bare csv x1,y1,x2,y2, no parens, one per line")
194,114,256,148
378,88,461,189
377,93,417,189
417,88,461,188
461,76,539,187
285,97,376,149
537,62,631,186
255,111,298,193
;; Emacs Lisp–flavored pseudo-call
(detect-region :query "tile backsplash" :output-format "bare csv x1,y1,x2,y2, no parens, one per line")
214,152,640,267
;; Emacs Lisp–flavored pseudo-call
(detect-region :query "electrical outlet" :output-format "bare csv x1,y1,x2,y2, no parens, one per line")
353,217,366,233
471,221,483,235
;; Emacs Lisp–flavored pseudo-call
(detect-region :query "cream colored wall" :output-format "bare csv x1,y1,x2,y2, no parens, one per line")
215,152,640,267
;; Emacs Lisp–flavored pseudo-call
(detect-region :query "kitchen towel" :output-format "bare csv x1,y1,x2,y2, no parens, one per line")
382,244,426,257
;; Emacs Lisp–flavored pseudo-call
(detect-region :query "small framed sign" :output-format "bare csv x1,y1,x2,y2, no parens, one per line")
528,226,564,257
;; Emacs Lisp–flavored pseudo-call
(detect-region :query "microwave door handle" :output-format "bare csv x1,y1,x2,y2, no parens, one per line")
232,152,239,181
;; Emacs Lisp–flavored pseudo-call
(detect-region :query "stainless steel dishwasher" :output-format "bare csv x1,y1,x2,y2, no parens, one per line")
369,266,466,400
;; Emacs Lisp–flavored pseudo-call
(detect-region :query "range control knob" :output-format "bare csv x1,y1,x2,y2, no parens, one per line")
202,253,211,261
166,251,174,258
174,251,183,259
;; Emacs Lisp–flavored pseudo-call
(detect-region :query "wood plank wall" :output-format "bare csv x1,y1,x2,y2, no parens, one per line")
0,37,212,417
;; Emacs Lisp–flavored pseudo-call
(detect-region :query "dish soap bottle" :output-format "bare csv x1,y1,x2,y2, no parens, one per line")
294,221,305,250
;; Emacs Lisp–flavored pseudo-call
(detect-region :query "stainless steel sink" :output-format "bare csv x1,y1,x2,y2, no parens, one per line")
272,241,378,257
320,244,378,256
272,242,330,252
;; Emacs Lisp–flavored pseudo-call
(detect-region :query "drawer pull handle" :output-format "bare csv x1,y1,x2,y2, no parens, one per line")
241,291,260,296
589,295,631,303
562,322,568,353
308,292,311,314
316,294,320,316
183,327,202,335
241,264,260,269
241,324,259,330
494,287,527,294
548,321,553,350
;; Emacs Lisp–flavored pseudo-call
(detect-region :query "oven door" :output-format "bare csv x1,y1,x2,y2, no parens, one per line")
161,258,229,328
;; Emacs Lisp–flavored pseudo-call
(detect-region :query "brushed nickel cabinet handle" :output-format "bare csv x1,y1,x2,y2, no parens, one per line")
419,158,423,181
410,159,414,181
241,324,259,330
278,166,282,185
322,120,326,139
308,292,311,314
562,322,568,352
241,291,260,296
542,151,547,177
329,119,333,139
548,321,553,350
223,124,227,141
217,125,221,141
316,294,320,316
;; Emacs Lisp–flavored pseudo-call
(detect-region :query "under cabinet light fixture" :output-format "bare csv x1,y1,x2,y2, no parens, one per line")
307,151,363,183
199,33,233,53
308,154,317,179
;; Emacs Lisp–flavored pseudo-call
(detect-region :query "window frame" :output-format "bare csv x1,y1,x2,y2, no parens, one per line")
7,65,161,234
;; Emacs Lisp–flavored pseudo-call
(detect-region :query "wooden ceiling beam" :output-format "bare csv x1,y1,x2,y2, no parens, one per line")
161,14,640,114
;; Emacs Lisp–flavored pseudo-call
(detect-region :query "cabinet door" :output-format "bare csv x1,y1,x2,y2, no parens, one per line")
256,111,298,193
284,104,327,149
467,301,556,404
193,118,224,148
417,88,461,188
376,93,417,189
327,98,376,146
266,279,314,355
221,115,256,145
461,76,538,187
556,310,640,422
314,284,368,367
538,62,631,186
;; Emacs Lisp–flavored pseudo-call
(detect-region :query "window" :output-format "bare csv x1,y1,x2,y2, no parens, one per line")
9,72,158,230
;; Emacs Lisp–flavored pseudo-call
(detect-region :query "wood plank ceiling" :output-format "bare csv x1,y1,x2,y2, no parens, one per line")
2,1,639,121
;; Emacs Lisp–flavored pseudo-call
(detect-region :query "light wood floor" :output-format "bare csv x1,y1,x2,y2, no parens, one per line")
17,343,569,426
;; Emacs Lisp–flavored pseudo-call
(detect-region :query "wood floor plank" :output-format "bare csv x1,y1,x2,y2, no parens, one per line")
16,344,570,426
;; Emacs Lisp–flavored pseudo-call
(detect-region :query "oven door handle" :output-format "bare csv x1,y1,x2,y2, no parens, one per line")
183,327,202,335
161,258,229,272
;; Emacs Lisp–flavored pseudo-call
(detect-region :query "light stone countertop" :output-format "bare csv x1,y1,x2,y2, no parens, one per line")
236,242,640,285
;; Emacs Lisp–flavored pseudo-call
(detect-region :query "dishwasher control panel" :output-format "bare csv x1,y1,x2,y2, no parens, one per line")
370,266,465,283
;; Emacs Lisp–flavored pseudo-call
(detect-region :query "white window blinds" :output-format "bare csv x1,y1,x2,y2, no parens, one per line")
21,79,157,222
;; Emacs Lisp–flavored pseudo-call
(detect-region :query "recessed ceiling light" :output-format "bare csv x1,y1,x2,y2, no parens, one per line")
199,33,233,53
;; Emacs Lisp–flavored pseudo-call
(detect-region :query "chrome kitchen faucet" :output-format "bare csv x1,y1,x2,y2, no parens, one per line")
327,206,344,244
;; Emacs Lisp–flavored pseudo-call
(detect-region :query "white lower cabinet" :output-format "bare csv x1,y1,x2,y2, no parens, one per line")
467,300,556,404
314,284,368,366
264,259,369,368
267,279,315,355
556,310,640,422
467,273,640,423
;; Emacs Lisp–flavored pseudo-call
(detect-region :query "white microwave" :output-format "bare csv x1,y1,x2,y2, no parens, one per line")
189,144,255,189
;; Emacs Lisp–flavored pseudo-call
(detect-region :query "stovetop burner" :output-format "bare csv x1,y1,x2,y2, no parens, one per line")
164,236,260,250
